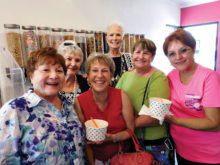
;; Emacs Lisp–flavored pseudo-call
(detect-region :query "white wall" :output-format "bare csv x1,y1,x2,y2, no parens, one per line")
0,0,180,74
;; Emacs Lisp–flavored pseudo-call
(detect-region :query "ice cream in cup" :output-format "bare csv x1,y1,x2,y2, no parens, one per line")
85,119,108,142
149,97,172,121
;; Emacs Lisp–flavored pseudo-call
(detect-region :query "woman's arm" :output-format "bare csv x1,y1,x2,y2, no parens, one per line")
105,90,135,142
135,115,158,128
136,71,170,128
74,98,86,125
74,99,95,165
165,107,220,132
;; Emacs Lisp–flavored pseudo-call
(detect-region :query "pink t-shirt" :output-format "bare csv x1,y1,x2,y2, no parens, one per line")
168,64,220,164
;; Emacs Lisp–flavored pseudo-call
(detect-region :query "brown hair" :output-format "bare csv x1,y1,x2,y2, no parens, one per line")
26,47,67,78
85,53,115,78
163,28,196,56
133,38,157,56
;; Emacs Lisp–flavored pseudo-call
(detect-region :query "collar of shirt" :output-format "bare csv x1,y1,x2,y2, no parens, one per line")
24,89,68,109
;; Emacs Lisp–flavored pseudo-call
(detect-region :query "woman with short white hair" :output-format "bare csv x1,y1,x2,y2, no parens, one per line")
106,22,133,87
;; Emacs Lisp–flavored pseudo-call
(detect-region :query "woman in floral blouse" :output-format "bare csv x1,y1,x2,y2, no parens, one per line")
0,47,85,165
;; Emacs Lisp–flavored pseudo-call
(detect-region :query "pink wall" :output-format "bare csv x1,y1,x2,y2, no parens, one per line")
181,1,220,73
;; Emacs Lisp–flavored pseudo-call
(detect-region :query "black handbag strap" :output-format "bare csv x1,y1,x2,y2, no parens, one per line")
140,78,150,146
142,78,150,106
140,78,174,150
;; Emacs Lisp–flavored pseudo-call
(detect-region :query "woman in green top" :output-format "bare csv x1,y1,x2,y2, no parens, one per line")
116,38,171,165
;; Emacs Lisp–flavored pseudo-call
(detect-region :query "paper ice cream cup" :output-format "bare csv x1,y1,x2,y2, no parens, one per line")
85,119,108,142
149,97,172,118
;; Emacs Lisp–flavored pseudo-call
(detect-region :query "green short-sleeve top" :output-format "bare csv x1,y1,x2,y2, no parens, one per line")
116,70,170,140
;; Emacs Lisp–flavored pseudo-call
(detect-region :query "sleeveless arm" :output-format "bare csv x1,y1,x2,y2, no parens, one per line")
105,90,135,142
74,98,86,126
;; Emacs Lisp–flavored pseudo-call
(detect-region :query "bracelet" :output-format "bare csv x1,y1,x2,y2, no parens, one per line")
113,133,119,143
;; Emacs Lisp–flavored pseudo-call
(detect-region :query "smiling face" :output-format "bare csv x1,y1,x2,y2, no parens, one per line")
132,44,153,70
88,60,111,93
167,40,195,72
30,59,65,100
64,52,82,77
106,25,123,50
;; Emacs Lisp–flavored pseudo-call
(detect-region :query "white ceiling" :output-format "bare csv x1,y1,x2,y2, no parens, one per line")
170,0,219,8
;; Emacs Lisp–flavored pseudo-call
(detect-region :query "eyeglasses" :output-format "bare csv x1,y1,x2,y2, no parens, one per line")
167,47,192,58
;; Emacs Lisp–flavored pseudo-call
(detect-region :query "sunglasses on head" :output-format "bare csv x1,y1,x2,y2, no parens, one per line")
64,42,74,46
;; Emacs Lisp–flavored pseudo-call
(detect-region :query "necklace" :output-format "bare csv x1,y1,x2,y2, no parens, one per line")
73,75,77,102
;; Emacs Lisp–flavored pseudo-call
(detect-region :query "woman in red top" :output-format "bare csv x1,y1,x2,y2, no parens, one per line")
74,54,134,165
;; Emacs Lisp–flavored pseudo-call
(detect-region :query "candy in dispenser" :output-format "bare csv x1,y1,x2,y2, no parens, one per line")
4,24,24,67
51,28,64,49
37,26,52,48
102,32,109,54
124,33,130,53
22,25,38,63
75,30,87,61
135,34,140,42
86,31,96,56
64,29,75,41
95,31,104,53
129,34,135,54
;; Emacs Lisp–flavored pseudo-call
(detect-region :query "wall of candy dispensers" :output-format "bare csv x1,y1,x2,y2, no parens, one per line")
0,24,145,107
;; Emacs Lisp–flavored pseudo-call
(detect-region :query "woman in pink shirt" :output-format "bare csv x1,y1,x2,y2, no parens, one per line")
163,28,220,164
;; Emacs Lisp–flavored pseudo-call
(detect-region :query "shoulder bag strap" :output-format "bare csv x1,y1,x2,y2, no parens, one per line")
140,78,150,146
142,78,150,106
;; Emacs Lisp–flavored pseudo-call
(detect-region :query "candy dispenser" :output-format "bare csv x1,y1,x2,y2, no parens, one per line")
37,26,52,48
75,30,87,61
140,34,145,39
0,47,25,107
103,32,109,54
124,33,130,53
51,28,64,49
135,34,140,42
95,31,104,53
64,29,75,41
129,34,135,53
120,35,125,53
86,30,96,56
4,24,24,68
75,30,87,74
22,25,38,65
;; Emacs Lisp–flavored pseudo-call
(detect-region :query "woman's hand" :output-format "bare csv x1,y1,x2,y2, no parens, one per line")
164,114,176,124
164,107,220,132
86,133,116,144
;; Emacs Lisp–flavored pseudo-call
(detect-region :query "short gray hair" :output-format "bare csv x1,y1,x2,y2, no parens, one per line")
58,40,84,62
107,21,124,35
85,53,115,78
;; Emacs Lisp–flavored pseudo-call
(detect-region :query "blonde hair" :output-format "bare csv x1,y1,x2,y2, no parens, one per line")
85,53,115,78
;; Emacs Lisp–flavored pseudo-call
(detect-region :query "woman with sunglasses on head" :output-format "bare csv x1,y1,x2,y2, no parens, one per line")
163,28,220,164
58,40,90,103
